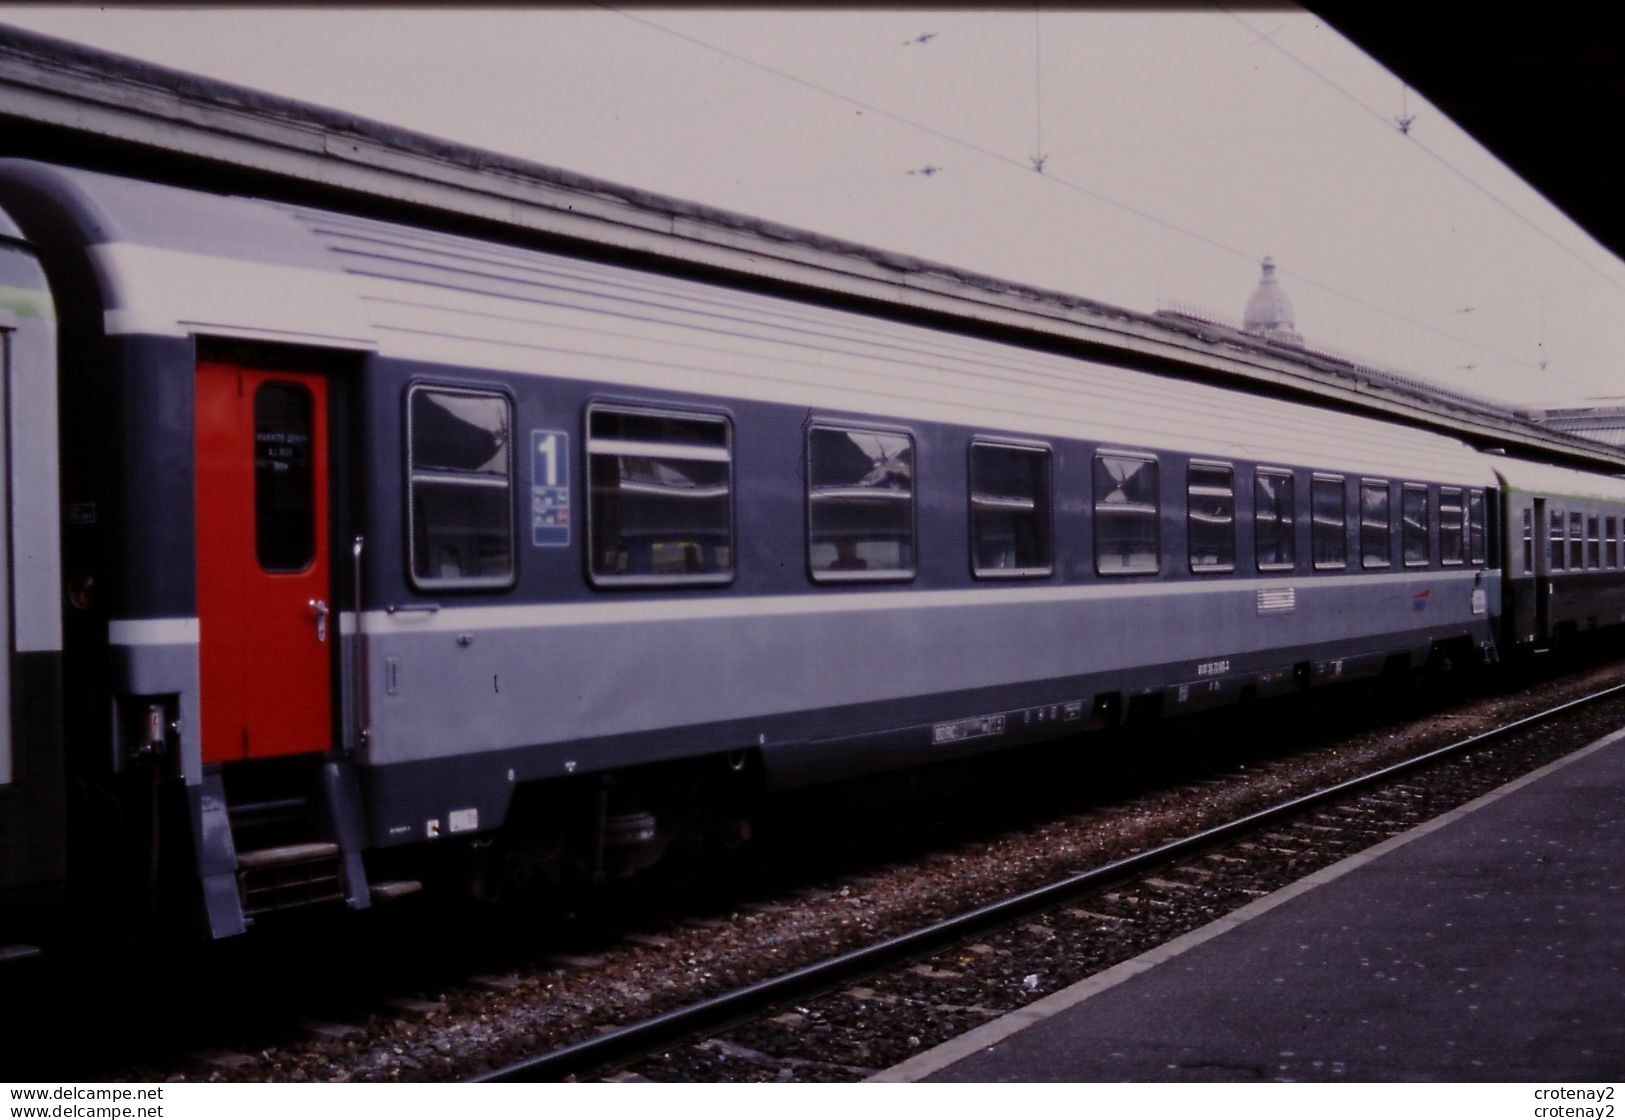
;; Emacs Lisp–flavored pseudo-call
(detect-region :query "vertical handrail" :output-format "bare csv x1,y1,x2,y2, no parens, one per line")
351,535,369,750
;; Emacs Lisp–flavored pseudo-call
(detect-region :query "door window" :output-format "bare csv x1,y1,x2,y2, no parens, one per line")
255,382,315,573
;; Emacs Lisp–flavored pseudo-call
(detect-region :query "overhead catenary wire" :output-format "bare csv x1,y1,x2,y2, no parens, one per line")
602,5,1576,383
1030,3,1047,173
1225,8,1625,297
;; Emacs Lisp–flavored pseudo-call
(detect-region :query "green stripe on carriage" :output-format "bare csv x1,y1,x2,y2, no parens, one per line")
0,284,55,321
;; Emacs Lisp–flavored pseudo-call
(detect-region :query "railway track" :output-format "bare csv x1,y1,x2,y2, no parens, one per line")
14,656,1625,1083
479,674,1625,1083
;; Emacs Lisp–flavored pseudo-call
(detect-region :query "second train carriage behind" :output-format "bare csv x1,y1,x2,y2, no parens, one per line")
0,159,1554,939
1493,458,1625,650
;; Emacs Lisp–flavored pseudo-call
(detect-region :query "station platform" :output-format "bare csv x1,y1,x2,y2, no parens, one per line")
876,727,1625,1082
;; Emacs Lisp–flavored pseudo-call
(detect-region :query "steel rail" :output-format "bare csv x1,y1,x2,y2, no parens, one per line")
475,680,1625,1082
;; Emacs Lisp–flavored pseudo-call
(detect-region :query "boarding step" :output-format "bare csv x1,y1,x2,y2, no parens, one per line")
227,796,310,829
236,841,345,917
369,879,424,904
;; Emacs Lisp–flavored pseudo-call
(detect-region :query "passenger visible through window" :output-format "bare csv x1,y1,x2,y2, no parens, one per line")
808,426,915,579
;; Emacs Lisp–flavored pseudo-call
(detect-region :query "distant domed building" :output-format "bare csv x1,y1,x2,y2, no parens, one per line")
1242,256,1302,346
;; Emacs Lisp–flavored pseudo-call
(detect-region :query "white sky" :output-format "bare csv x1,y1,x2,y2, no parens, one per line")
3,6,1622,408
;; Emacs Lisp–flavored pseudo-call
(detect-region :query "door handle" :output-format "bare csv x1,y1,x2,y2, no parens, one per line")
309,598,330,643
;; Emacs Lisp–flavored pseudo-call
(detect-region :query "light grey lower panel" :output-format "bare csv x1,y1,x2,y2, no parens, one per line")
108,642,203,782
359,576,1497,768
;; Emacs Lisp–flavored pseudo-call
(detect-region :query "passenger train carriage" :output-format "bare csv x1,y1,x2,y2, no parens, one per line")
1495,458,1625,648
0,199,63,933
0,158,1621,941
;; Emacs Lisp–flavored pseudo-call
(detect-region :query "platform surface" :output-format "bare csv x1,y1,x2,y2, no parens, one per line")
878,728,1625,1082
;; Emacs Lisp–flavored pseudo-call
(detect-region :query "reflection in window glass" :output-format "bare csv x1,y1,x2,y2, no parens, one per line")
1094,455,1159,575
1311,476,1347,570
1551,509,1565,572
1255,470,1295,571
1402,485,1429,566
1469,490,1487,566
1187,462,1235,574
588,407,732,584
809,426,915,579
970,443,1051,577
409,387,513,586
1439,487,1464,566
255,382,314,573
1361,481,1391,568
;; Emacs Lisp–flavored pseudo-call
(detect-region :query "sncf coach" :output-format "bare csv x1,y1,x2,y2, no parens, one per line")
2,160,1624,942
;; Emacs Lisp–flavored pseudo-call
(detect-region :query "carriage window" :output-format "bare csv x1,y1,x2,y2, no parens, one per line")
588,406,733,585
1187,462,1235,574
1255,469,1295,572
408,386,513,587
1361,481,1391,569
1311,475,1347,570
1402,484,1429,566
1522,507,1534,574
970,442,1052,578
1439,487,1465,566
255,382,315,573
809,426,914,580
1588,514,1601,569
1094,454,1159,575
1469,490,1487,566
1609,517,1619,569
1551,508,1566,572
1569,511,1584,570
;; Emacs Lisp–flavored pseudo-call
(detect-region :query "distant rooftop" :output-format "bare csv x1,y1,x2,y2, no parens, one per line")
1155,296,1521,422
1242,256,1301,346
1519,399,1625,448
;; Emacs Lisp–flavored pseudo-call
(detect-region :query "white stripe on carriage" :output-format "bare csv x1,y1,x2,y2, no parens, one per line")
108,617,200,646
358,569,1490,634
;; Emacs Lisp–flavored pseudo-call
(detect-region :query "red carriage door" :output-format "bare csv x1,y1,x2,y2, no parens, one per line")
196,362,334,764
